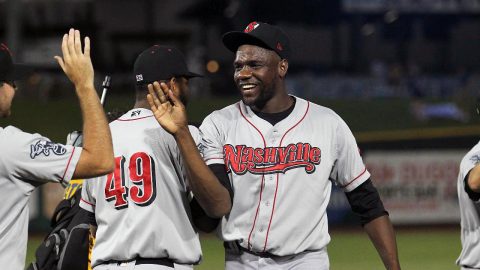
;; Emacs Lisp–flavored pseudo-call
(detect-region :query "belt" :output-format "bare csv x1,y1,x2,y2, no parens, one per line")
224,241,279,258
461,266,480,270
106,257,174,268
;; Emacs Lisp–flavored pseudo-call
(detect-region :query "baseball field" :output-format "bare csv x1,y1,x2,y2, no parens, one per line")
27,227,460,270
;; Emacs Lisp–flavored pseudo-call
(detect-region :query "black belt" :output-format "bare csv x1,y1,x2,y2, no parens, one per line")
461,266,480,270
105,257,174,268
224,241,279,258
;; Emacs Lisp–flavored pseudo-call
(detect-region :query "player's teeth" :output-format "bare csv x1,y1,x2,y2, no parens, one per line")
242,84,255,90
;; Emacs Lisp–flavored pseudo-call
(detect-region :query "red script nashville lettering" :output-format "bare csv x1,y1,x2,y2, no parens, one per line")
224,143,321,175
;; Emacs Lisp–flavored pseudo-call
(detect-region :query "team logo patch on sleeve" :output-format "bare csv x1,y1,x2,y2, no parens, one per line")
30,140,67,159
470,154,480,165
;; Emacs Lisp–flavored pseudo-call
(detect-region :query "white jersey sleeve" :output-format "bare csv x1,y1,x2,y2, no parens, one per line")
0,125,82,186
188,125,201,145
80,177,97,213
198,112,227,165
329,116,370,192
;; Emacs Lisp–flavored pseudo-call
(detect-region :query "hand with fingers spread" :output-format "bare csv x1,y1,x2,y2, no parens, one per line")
54,28,94,92
147,81,188,135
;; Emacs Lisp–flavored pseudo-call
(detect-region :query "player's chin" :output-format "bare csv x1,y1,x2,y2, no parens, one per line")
240,90,259,105
241,95,258,106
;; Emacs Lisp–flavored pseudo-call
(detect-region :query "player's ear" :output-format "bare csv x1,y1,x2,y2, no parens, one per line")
169,77,177,91
278,59,288,78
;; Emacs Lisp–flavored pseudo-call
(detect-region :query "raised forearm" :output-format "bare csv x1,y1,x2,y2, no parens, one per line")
174,127,231,218
73,85,114,178
364,215,401,270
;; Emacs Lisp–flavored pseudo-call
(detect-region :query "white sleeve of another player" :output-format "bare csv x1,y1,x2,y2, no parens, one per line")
460,144,480,184
80,178,97,213
188,125,201,145
0,126,82,186
330,116,371,192
198,113,225,166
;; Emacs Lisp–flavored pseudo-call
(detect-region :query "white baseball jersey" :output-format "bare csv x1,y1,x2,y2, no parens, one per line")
199,96,370,256
80,108,202,268
0,125,81,270
457,141,480,269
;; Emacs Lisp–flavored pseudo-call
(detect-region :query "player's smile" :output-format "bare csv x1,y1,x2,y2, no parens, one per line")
238,82,259,95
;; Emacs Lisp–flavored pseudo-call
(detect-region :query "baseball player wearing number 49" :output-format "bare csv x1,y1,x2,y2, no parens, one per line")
80,45,223,270
0,29,114,270
456,143,480,269
148,22,401,270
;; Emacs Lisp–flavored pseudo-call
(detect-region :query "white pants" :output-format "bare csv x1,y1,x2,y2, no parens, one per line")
225,248,329,270
93,260,193,270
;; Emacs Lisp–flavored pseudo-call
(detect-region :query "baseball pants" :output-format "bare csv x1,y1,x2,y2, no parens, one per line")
225,248,329,270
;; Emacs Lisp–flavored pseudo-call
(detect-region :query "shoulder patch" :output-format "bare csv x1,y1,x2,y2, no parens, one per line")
470,154,480,165
30,140,67,159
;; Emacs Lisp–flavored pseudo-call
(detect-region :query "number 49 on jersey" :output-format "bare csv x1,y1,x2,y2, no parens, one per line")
104,152,157,209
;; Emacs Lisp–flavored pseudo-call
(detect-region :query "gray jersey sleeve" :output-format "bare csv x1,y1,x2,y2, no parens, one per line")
461,148,480,183
0,126,82,186
198,113,225,165
80,178,97,213
329,116,371,192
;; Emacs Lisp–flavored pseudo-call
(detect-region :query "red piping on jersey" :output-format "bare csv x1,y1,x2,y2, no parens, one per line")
80,198,95,207
116,115,153,121
238,103,266,251
262,101,310,252
61,147,76,182
341,167,368,188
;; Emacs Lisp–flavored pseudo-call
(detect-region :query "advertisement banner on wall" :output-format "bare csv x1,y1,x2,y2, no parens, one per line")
364,150,464,224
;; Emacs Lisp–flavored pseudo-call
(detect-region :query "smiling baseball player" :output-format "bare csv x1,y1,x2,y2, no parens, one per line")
147,21,401,270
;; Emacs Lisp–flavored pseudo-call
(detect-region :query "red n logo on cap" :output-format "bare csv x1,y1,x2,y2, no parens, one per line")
244,22,259,33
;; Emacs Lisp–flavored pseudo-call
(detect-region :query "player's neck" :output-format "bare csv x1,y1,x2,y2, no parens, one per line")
133,99,151,110
251,93,294,114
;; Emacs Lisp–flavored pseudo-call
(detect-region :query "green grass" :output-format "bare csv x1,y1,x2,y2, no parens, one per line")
27,228,461,270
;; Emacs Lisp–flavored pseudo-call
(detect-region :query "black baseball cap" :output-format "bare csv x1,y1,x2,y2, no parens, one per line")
0,43,34,81
222,21,291,59
134,45,202,85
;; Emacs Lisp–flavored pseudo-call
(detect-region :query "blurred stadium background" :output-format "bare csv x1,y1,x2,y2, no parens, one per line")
2,0,480,269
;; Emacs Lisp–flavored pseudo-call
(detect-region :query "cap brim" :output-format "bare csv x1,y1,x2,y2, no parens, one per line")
4,64,34,81
183,71,203,78
222,31,273,53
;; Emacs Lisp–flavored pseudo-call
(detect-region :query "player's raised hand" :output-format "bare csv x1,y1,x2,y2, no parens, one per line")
147,81,188,134
54,28,94,92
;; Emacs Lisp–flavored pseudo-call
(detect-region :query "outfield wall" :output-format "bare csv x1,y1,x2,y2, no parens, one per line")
328,128,479,226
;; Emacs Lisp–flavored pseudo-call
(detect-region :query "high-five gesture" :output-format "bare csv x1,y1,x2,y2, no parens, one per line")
147,81,188,135
54,28,114,179
54,28,94,92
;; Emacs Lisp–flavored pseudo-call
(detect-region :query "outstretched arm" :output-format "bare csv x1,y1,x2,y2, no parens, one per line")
147,82,231,218
364,215,401,270
55,28,114,178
